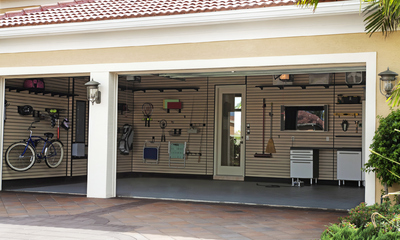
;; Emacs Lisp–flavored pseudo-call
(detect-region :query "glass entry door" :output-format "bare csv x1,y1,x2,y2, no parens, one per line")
215,85,246,177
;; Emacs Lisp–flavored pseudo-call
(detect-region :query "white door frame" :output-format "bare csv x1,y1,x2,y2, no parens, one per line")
214,85,246,177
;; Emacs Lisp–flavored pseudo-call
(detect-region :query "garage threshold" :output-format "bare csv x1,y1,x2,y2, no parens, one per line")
2,177,364,211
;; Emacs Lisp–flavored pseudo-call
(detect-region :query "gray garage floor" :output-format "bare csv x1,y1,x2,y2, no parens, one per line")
3,177,364,211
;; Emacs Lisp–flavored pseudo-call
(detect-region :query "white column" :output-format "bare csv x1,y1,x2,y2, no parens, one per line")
364,55,377,205
0,76,4,191
87,72,118,198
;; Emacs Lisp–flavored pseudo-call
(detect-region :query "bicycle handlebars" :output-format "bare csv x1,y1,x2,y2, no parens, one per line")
28,121,40,130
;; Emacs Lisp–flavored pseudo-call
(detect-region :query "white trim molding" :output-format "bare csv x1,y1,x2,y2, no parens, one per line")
0,52,377,203
0,1,366,53
0,1,365,39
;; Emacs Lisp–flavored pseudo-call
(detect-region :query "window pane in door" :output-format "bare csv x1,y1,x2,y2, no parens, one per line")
220,94,241,167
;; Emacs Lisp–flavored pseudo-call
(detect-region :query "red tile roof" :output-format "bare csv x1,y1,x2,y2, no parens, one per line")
0,0,301,28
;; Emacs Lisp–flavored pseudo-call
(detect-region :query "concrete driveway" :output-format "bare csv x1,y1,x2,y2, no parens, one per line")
0,191,346,240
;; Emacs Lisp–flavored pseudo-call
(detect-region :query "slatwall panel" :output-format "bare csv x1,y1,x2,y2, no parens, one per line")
70,77,89,177
246,73,364,180
117,79,135,173
2,77,89,180
3,78,72,180
126,76,211,175
117,73,363,180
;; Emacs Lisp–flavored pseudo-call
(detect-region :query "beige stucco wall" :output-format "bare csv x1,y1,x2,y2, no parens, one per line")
1,30,399,202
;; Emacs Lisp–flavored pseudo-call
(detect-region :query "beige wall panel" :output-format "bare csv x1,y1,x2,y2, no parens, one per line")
115,73,364,180
128,76,211,175
3,78,72,180
246,74,363,180
2,77,89,180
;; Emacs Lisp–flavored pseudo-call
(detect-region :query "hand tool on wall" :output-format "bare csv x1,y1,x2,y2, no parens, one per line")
57,119,60,140
254,99,272,158
355,120,360,133
341,120,349,132
265,102,276,154
160,119,167,142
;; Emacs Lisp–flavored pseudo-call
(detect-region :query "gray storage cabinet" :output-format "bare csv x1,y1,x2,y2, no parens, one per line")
337,150,362,186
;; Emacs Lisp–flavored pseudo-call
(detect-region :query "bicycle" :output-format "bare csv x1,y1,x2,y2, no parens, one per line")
5,121,64,171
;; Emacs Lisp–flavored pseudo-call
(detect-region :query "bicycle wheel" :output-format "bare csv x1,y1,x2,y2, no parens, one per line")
45,140,64,168
5,142,35,171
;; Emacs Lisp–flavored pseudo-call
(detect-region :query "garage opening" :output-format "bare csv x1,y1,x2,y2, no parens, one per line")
115,68,366,210
2,77,89,195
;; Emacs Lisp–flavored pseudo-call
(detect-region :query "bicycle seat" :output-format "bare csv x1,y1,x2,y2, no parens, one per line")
44,133,54,139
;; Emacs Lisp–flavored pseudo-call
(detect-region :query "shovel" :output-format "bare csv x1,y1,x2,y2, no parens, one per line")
265,102,276,153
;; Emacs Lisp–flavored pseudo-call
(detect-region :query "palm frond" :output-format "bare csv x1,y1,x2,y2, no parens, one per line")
296,0,320,10
369,149,400,166
387,84,400,107
363,0,400,37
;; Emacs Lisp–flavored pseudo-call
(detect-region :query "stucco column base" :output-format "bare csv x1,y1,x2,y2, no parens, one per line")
87,72,117,198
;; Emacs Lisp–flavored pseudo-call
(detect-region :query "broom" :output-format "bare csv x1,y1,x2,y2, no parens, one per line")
265,102,276,153
254,99,272,158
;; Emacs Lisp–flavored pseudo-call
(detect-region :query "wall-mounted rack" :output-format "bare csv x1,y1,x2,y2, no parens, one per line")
256,83,365,90
334,113,359,118
5,86,77,97
336,103,362,105
119,86,199,93
335,135,362,138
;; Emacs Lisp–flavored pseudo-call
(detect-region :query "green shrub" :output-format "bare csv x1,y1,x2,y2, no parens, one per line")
339,201,400,228
321,223,400,239
365,109,400,188
322,201,400,239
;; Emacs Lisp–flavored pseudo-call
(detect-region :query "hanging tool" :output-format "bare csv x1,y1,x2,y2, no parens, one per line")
57,119,60,140
254,99,273,157
186,97,195,156
197,111,207,163
341,120,349,132
265,102,276,154
159,119,167,142
142,102,153,127
355,120,360,133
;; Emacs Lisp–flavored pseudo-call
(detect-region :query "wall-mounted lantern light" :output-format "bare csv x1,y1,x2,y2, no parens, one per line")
85,79,101,105
378,68,398,99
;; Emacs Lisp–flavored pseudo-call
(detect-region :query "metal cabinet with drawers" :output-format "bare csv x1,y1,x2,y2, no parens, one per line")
290,148,319,185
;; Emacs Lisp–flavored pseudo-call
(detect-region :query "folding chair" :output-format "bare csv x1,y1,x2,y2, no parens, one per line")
168,141,186,168
143,141,160,164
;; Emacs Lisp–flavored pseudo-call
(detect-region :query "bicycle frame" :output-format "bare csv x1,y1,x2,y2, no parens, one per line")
25,136,48,159
20,127,56,160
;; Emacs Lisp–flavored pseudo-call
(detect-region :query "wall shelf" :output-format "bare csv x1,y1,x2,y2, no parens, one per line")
334,113,359,118
336,103,362,105
256,83,365,90
5,86,77,97
335,135,362,138
119,86,199,93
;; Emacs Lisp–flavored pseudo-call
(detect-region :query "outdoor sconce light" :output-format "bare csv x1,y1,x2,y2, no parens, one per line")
85,79,101,105
378,68,398,99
